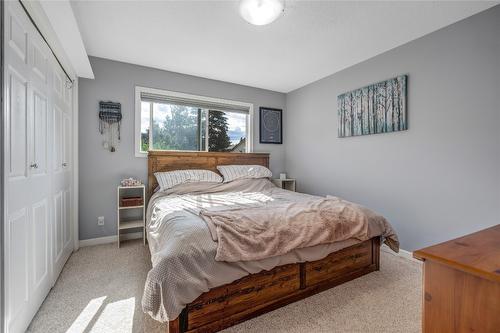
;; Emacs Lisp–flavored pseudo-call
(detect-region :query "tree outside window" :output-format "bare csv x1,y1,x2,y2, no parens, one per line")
140,102,246,153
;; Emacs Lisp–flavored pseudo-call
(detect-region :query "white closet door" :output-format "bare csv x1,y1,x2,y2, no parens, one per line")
51,64,73,278
3,2,73,332
26,28,53,330
29,85,52,304
5,5,33,331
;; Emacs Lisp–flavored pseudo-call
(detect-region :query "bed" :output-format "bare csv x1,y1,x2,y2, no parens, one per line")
143,151,398,333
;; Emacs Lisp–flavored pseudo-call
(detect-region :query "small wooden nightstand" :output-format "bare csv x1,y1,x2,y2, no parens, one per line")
117,185,145,247
272,179,296,192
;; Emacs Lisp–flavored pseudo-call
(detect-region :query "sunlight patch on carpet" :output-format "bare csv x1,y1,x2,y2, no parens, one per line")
66,296,107,333
91,297,136,332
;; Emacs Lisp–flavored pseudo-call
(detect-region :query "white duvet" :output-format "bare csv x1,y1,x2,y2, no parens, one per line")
142,179,393,323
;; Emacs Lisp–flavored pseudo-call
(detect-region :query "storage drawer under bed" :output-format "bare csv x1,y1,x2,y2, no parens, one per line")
175,238,379,332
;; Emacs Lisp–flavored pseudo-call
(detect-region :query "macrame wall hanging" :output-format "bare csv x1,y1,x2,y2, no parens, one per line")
99,101,122,152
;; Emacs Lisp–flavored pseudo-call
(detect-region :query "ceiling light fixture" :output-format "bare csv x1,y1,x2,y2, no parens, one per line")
239,0,285,26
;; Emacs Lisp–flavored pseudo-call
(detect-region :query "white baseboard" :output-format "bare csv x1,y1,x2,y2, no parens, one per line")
79,232,143,247
381,244,421,263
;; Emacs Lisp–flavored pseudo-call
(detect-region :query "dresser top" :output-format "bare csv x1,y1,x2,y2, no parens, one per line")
413,224,500,283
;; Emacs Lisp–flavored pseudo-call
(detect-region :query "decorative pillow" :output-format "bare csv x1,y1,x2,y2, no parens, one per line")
217,165,272,183
154,169,222,191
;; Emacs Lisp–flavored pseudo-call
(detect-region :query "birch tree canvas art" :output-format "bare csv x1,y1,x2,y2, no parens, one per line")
337,75,407,137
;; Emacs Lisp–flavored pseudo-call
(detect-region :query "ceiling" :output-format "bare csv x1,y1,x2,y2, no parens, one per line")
70,1,497,93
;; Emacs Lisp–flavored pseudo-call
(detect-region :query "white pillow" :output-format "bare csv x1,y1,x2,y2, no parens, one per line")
154,169,222,191
217,165,272,183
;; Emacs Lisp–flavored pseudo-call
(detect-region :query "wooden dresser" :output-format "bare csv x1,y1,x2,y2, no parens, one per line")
413,225,500,333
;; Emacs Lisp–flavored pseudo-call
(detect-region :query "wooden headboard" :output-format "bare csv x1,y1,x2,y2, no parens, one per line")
148,151,270,197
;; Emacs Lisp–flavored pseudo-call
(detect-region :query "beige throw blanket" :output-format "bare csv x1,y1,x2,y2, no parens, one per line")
201,196,399,262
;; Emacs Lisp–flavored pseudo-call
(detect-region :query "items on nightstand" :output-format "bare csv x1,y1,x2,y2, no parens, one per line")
120,177,142,187
273,178,296,192
279,173,287,180
117,184,145,247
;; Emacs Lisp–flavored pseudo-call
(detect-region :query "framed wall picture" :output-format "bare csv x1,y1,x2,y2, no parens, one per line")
259,107,282,144
337,75,407,137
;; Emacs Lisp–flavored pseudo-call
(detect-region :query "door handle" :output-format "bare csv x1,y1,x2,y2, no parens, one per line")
62,162,68,167
30,163,38,169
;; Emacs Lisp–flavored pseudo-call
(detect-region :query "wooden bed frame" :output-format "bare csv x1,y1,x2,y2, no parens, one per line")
147,151,381,333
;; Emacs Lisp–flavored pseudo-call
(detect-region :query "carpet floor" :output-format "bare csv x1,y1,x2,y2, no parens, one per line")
28,240,421,333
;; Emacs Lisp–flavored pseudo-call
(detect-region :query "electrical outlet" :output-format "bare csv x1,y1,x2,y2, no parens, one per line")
97,216,104,226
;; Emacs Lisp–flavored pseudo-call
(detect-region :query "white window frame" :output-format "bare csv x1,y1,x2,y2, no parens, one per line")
134,86,254,157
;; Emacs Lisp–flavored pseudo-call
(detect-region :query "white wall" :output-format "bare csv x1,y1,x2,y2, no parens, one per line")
285,6,500,251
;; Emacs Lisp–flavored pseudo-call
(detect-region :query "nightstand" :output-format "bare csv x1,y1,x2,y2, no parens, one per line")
272,179,296,192
117,184,145,247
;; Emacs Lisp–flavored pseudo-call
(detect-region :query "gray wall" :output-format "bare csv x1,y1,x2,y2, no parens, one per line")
285,6,500,251
79,57,286,240
80,7,500,247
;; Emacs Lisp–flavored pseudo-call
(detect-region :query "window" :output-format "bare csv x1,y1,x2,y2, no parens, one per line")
135,87,253,157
